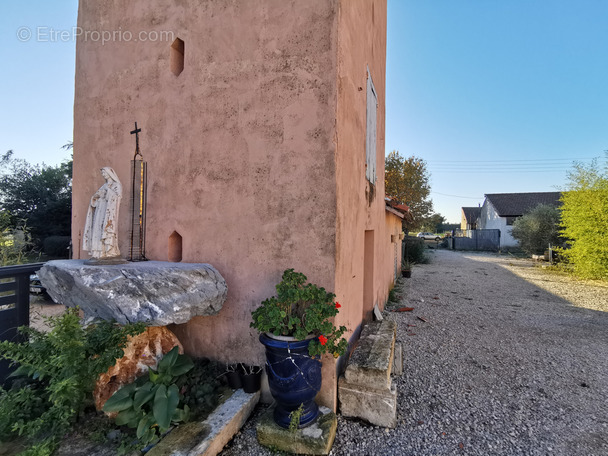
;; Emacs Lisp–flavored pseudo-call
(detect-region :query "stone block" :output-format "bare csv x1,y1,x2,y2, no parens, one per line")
256,406,337,455
373,304,383,321
338,377,397,428
38,260,227,326
344,320,396,390
392,342,403,376
147,389,260,456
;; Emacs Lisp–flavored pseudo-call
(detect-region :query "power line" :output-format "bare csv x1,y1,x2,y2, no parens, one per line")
431,169,571,174
426,157,599,164
432,191,482,199
425,157,602,174
432,166,572,170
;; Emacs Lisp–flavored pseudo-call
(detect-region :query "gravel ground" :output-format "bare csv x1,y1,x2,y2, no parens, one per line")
29,294,66,331
220,249,608,456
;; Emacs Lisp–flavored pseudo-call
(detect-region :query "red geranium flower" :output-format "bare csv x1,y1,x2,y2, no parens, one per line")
319,335,328,345
335,302,341,309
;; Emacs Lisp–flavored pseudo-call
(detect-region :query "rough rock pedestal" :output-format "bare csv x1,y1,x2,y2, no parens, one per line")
94,326,183,412
38,260,228,326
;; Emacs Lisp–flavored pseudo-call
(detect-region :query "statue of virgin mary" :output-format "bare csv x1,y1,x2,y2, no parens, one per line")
83,167,124,261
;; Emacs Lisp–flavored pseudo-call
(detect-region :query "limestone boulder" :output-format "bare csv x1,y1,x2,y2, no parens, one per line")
94,326,183,412
38,260,228,326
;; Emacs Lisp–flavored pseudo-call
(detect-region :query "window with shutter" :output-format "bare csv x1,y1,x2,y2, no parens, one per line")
366,67,377,184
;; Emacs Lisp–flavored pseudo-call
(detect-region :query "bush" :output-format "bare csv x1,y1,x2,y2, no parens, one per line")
403,236,428,264
511,204,562,255
177,358,222,419
560,159,608,280
102,353,224,448
0,228,32,266
42,236,70,258
0,309,145,454
102,346,193,445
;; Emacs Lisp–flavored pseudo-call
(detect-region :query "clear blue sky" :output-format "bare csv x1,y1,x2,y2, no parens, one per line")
2,1,607,223
1,1,77,167
387,0,608,222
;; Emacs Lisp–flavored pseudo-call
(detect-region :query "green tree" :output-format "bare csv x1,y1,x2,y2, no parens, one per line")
421,213,446,234
559,158,608,280
385,151,433,230
511,203,562,255
0,151,72,250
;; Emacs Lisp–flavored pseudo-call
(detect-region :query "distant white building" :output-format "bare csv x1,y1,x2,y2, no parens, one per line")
478,192,562,248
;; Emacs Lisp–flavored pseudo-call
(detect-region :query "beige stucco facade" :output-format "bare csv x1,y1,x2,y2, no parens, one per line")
73,0,395,410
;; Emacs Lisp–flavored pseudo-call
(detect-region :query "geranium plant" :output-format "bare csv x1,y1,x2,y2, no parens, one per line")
250,269,348,357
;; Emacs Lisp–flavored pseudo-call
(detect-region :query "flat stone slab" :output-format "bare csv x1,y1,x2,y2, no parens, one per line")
257,406,337,455
147,389,260,456
393,342,403,376
344,320,396,390
338,378,397,428
38,260,227,326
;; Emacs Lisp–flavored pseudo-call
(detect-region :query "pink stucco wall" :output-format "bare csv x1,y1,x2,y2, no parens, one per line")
73,0,391,410
334,0,391,334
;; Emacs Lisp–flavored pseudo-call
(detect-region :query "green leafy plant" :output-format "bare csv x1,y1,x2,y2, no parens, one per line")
176,358,223,419
0,308,145,455
102,346,194,445
387,286,398,303
0,151,72,250
559,157,608,280
250,269,347,358
288,403,304,433
0,225,33,266
403,236,428,265
511,203,563,255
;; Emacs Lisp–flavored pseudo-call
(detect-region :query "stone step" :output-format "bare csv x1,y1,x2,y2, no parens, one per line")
338,378,397,428
343,320,396,390
392,342,403,376
338,319,398,428
147,389,259,456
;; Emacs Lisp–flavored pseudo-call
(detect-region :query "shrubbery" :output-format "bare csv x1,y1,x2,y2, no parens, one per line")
559,158,608,280
0,152,72,249
0,309,145,455
0,309,227,455
403,236,428,264
511,204,562,255
42,236,70,258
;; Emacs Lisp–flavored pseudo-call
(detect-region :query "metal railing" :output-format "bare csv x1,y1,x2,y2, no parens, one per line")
0,262,45,384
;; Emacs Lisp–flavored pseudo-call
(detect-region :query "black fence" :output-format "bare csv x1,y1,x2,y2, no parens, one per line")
0,262,45,385
451,229,501,252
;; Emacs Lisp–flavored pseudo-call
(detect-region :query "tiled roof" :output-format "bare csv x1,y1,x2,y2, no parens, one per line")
385,197,410,213
385,197,412,221
462,207,481,223
484,192,562,217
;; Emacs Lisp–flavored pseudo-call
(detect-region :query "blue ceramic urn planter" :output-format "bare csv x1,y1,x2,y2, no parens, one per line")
259,333,322,428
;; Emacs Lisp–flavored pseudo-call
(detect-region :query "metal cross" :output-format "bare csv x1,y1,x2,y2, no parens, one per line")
130,122,142,158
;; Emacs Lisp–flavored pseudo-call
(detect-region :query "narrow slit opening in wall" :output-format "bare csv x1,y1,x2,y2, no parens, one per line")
168,231,183,262
170,38,185,76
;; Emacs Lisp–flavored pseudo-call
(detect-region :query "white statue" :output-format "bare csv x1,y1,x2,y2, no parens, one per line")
83,167,123,261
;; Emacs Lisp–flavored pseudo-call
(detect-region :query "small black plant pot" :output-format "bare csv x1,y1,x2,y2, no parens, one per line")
226,370,242,389
402,270,411,278
241,371,262,393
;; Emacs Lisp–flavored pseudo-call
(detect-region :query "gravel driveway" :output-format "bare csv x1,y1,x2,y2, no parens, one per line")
222,249,608,456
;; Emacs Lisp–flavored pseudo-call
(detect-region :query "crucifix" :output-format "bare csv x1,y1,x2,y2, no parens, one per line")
128,122,147,261
130,122,142,158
